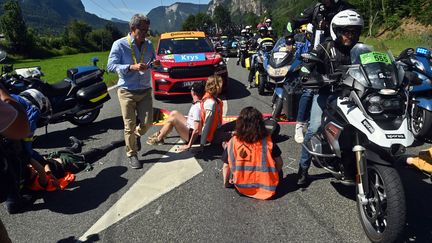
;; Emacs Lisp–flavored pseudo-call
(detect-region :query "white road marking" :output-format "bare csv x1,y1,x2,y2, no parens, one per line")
82,75,230,241
79,145,203,241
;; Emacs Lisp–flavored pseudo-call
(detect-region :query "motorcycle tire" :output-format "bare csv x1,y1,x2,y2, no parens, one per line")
241,58,246,68
411,105,432,140
272,97,283,120
70,109,100,126
356,163,406,243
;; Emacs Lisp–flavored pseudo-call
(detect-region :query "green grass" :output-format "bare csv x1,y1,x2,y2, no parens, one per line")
8,36,161,87
10,51,119,86
361,37,431,55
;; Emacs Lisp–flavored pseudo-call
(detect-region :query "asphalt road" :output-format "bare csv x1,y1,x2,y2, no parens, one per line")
1,59,432,243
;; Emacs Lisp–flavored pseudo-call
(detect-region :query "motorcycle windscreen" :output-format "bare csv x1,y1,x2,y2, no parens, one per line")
350,43,402,90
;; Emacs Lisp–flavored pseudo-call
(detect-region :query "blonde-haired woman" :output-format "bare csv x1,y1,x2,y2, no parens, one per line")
199,75,224,148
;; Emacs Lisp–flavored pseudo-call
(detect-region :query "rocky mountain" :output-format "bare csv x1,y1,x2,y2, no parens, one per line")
0,0,129,34
147,2,208,33
207,0,267,17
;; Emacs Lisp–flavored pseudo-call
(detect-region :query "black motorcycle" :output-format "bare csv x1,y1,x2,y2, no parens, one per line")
1,56,110,127
302,44,413,242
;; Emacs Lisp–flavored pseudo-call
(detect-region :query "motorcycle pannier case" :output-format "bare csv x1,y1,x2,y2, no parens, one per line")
77,82,110,108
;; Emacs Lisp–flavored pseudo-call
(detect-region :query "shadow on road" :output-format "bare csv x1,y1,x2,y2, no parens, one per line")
31,166,128,214
224,77,251,101
34,116,124,149
399,165,432,242
57,234,100,243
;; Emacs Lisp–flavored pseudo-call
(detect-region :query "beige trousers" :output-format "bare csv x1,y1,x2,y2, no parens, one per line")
118,88,153,157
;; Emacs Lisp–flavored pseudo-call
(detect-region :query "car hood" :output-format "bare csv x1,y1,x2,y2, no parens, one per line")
157,52,223,67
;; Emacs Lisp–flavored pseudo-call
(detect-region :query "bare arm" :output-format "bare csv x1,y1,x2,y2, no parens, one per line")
222,163,233,187
0,86,30,139
274,156,283,172
200,109,214,145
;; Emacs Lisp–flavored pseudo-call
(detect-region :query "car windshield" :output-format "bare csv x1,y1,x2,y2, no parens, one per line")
349,43,401,89
158,37,214,55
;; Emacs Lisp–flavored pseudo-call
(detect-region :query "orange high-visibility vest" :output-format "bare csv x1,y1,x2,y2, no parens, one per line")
227,135,279,200
28,172,75,192
200,92,223,143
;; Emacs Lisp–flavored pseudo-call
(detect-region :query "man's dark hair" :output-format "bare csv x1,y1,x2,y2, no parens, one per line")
191,82,205,98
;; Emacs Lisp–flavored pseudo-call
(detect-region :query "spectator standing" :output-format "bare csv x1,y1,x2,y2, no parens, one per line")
107,14,160,169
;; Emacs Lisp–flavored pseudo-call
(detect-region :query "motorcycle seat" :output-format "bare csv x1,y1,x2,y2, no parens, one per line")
44,79,71,97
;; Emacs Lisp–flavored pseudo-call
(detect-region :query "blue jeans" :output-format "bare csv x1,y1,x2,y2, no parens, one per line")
296,89,314,123
299,93,330,170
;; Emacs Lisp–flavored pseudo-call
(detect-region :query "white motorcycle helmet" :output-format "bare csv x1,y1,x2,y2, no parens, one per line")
330,10,364,41
241,29,247,34
20,89,52,118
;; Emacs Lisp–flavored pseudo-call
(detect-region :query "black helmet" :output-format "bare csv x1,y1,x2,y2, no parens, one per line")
259,26,268,34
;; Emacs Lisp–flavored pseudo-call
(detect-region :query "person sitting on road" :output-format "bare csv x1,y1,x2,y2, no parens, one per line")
146,82,205,151
222,107,283,200
200,75,224,149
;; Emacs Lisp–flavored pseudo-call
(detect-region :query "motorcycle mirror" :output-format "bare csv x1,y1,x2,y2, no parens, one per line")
0,50,7,62
92,57,99,66
301,53,323,63
397,48,414,61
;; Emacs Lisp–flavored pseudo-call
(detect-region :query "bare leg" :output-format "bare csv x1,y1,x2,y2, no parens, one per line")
157,111,188,141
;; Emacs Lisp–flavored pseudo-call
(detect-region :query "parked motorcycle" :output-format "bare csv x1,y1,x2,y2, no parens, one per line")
1,54,110,127
248,37,274,95
302,43,413,242
397,47,432,141
267,38,302,120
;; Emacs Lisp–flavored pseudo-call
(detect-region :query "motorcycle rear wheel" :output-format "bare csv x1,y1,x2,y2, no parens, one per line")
411,105,432,140
357,163,406,243
70,109,100,126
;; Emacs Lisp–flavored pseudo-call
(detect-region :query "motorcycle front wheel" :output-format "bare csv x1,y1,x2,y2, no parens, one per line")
272,97,283,120
70,109,100,126
357,163,406,243
411,105,432,140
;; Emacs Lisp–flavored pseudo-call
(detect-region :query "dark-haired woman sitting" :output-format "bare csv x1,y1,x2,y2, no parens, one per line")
222,107,283,200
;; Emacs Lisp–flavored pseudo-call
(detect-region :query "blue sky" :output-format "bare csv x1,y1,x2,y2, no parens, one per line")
81,0,211,21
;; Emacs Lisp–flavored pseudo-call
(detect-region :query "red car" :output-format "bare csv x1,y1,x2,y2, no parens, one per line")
152,31,228,99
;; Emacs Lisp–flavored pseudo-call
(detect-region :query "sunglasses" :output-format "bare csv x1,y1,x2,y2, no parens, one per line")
341,29,360,36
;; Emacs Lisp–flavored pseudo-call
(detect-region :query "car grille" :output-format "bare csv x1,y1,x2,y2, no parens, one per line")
169,65,215,79
169,82,196,93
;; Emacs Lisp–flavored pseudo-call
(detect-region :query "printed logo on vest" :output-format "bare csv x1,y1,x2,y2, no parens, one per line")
237,144,252,162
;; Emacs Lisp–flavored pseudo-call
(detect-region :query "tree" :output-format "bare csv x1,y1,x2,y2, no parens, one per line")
63,20,93,50
182,14,196,31
213,5,231,33
0,0,35,54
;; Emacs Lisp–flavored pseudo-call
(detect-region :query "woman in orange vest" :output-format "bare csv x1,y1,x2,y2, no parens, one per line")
222,107,283,200
200,75,224,149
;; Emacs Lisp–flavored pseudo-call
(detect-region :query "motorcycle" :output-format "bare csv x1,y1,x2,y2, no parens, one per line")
237,39,249,67
1,54,110,128
267,38,302,120
248,37,274,95
302,43,413,242
397,47,432,141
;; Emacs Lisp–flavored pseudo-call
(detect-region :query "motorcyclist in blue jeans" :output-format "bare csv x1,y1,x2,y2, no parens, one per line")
297,10,364,186
294,24,313,143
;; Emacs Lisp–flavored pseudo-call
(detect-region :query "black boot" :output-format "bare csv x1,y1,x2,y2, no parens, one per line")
297,167,309,186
